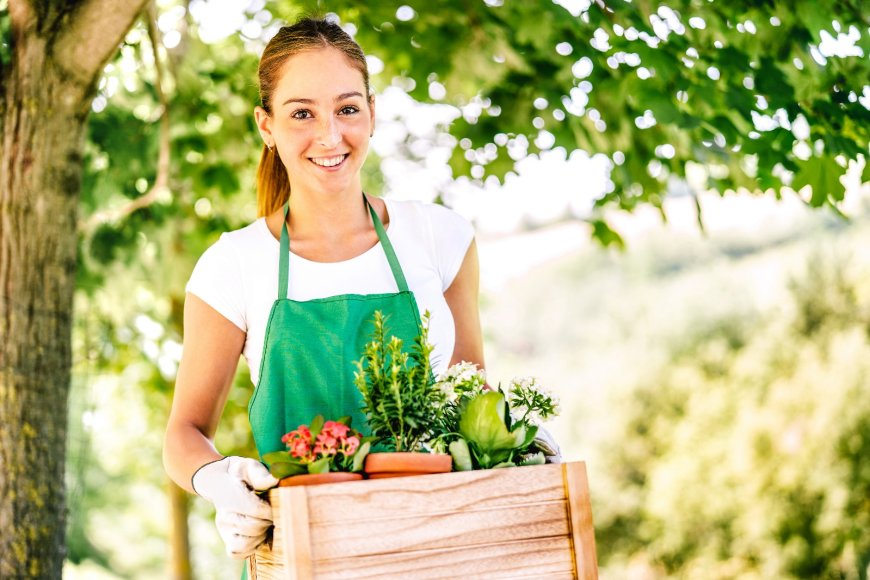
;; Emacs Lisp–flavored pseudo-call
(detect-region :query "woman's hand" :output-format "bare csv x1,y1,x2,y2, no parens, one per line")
534,427,563,464
192,456,279,558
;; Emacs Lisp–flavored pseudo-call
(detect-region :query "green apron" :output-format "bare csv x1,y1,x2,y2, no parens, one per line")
248,198,423,459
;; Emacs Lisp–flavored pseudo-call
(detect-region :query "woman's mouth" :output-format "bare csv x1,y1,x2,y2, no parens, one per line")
309,154,349,168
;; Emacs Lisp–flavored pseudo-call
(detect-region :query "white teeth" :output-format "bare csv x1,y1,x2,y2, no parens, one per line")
311,155,346,167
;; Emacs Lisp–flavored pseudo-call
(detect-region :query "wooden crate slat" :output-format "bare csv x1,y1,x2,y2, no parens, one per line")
309,500,569,560
313,536,575,580
303,463,565,524
563,462,599,580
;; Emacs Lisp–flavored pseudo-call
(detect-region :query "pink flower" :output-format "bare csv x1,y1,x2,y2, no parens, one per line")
281,425,311,444
341,435,360,456
314,431,339,456
321,421,350,438
282,425,314,461
289,439,311,461
281,419,362,468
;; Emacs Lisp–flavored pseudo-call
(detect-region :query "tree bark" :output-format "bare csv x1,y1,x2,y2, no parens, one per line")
168,479,193,580
0,1,147,577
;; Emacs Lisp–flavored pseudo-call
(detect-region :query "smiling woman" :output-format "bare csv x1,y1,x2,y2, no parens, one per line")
254,46,374,213
162,16,488,565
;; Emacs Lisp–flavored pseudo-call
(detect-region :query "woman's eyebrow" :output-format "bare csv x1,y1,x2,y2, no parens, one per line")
282,92,364,106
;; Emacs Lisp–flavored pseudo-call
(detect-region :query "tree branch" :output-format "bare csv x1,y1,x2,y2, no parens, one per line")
51,0,148,91
85,0,170,230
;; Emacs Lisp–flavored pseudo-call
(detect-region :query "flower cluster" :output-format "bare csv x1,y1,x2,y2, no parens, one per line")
435,361,488,403
507,377,561,426
265,415,370,478
281,421,361,463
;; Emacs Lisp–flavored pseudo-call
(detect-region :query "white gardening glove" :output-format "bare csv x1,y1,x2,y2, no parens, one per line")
192,456,279,559
534,427,563,464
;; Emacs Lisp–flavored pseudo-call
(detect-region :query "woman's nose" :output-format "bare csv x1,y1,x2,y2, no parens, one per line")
317,117,341,148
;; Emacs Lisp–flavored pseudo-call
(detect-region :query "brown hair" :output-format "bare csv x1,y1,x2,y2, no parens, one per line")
256,17,371,217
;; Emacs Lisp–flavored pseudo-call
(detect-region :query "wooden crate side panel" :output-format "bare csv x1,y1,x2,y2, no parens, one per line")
563,462,599,580
313,536,575,580
302,463,565,524
249,547,284,580
256,486,314,580
309,500,569,560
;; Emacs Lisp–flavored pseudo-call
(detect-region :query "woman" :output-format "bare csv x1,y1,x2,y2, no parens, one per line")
163,17,484,559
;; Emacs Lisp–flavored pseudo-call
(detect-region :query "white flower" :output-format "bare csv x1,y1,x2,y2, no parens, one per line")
436,361,486,402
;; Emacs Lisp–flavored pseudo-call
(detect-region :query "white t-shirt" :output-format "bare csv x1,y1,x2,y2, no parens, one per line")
185,198,474,384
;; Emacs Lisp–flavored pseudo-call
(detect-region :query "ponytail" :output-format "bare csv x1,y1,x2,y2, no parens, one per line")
256,145,291,217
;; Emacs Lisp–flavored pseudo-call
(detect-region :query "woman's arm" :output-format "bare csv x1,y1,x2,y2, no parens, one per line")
163,293,246,493
444,239,485,369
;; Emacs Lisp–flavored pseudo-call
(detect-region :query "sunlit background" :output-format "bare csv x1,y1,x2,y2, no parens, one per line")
62,1,870,578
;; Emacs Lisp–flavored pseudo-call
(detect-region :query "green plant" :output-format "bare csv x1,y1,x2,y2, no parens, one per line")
435,364,561,470
262,415,371,479
353,311,446,452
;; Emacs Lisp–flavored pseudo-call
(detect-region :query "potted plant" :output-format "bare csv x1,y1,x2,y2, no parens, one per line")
354,311,452,478
262,415,371,486
434,365,562,470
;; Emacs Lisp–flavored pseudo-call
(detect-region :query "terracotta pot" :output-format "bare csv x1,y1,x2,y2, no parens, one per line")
364,452,452,479
279,472,363,487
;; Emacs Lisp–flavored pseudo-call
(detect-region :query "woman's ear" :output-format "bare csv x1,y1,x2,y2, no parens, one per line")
368,95,376,136
254,106,273,147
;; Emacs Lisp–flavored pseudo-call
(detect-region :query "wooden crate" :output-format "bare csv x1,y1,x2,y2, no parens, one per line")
249,461,598,580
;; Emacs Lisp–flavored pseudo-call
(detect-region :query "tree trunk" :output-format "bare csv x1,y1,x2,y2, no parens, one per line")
0,1,147,577
0,42,82,580
168,479,193,580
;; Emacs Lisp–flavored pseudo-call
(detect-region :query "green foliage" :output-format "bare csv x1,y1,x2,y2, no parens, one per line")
354,311,444,452
436,366,557,469
455,390,536,469
0,1,11,69
478,200,870,578
329,0,869,228
597,254,870,577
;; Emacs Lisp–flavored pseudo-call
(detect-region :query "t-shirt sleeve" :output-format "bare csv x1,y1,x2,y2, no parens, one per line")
185,235,247,332
426,203,475,291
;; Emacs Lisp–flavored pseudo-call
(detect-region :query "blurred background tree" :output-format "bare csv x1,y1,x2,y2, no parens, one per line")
1,0,869,577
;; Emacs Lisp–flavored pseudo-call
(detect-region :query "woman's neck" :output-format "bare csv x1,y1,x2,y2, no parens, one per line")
286,188,370,241
267,186,387,263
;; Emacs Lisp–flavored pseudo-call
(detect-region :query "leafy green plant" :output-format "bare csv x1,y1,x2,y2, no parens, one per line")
435,364,561,469
354,311,446,452
262,415,371,479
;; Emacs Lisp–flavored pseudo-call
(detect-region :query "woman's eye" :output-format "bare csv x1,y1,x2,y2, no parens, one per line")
292,110,312,120
339,105,359,115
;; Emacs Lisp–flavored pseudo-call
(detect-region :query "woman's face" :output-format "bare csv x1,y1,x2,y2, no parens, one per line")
256,46,374,199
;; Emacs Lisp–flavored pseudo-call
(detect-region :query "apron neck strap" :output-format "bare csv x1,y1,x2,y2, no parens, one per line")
277,196,410,299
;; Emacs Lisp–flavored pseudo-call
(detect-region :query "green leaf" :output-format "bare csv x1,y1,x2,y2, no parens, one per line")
336,416,352,428
459,392,521,455
262,451,293,465
352,441,371,473
270,462,306,479
756,57,795,108
492,461,517,469
792,156,846,206
308,456,331,474
589,219,626,249
518,424,538,449
449,438,474,471
309,415,325,441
